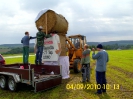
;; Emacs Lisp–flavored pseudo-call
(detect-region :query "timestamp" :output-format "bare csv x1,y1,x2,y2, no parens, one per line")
66,84,120,90
102,84,120,90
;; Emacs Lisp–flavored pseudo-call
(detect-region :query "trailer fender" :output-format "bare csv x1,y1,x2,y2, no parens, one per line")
0,72,20,83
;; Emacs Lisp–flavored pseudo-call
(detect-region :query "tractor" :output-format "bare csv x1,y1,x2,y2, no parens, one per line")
66,34,87,73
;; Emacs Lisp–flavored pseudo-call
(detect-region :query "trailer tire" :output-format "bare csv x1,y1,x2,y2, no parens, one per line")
8,77,18,92
0,75,7,89
73,59,81,73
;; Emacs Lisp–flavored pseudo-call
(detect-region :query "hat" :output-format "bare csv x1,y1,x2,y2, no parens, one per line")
38,26,43,29
84,44,89,47
97,44,103,49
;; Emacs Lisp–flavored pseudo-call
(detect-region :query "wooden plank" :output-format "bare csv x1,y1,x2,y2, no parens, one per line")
0,67,30,80
46,13,48,35
24,65,61,75
35,76,62,92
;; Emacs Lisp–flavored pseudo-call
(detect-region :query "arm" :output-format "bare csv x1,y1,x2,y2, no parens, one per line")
55,34,61,54
34,44,37,53
81,54,85,64
30,36,36,39
55,43,62,54
45,34,52,38
81,51,88,64
107,53,109,62
92,52,100,59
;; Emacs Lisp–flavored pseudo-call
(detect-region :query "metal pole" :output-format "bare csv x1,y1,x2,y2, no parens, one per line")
46,13,48,35
28,63,31,83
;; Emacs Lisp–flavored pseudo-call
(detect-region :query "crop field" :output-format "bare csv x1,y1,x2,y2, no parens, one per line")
0,48,11,53
0,50,133,99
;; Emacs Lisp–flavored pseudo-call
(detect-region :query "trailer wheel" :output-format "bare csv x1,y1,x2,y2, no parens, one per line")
0,75,7,89
73,59,81,73
8,77,17,92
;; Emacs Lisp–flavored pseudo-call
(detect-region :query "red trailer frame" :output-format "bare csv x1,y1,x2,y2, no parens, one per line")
0,63,62,92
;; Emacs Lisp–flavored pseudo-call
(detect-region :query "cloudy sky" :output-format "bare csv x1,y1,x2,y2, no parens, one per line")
0,0,133,44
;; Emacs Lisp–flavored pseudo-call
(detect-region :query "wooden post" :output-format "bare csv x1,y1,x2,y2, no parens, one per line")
46,13,48,35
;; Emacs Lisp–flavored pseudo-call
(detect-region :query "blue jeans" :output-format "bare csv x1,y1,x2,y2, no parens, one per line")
96,71,107,94
35,46,43,64
81,63,90,82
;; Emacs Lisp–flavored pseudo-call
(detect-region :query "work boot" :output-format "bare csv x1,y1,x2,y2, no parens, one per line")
35,62,38,65
39,61,42,65
80,80,86,83
86,79,90,82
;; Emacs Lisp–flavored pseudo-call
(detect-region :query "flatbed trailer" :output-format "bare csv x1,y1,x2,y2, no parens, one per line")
0,63,62,92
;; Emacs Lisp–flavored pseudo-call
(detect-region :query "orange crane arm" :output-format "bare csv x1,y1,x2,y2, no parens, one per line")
66,37,76,50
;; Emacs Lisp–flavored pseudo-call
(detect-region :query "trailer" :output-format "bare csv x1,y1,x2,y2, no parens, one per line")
0,63,62,92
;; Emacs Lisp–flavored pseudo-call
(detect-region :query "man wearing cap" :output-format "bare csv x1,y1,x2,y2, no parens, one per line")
21,32,36,64
35,26,52,65
92,44,109,94
81,44,91,82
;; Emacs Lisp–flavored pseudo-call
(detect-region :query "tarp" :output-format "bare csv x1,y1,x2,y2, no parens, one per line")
35,8,50,22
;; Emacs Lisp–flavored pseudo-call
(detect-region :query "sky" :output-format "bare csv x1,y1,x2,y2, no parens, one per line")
0,0,133,44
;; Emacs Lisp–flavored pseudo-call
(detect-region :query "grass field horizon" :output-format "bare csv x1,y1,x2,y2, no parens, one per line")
0,50,133,99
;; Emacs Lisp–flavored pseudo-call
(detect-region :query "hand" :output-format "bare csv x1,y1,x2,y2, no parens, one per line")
92,48,95,52
29,36,32,39
55,49,60,54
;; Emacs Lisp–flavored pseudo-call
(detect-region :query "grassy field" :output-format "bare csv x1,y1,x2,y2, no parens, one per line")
0,50,133,99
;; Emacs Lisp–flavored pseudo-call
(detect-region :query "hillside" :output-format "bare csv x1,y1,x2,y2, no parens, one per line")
87,40,133,46
0,40,133,48
0,43,35,48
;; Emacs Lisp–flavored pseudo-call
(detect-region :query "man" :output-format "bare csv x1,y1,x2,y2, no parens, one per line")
81,44,91,82
92,44,109,94
21,32,36,64
75,39,80,49
35,26,51,65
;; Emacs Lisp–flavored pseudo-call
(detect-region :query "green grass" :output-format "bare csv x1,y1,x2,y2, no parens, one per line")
0,50,133,99
4,54,35,64
2,53,35,57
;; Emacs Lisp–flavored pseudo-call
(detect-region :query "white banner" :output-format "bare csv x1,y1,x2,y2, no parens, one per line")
42,34,59,62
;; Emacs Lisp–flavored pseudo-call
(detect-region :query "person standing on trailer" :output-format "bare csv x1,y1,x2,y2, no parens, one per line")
21,31,36,64
35,26,52,65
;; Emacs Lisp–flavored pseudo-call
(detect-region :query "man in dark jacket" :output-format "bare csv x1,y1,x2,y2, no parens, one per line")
21,32,36,64
92,44,109,94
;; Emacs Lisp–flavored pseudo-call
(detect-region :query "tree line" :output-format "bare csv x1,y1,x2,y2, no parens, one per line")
89,44,133,50
1,44,133,55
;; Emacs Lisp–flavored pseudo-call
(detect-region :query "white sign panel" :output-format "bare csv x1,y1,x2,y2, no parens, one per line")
42,34,59,61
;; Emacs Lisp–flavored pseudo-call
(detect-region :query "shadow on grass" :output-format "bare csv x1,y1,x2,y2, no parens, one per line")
17,83,34,92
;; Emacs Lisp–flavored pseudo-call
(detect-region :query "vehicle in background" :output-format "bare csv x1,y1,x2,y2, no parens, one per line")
66,35,87,73
0,54,5,65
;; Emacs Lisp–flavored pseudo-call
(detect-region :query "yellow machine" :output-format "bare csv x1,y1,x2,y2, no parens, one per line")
66,35,87,73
